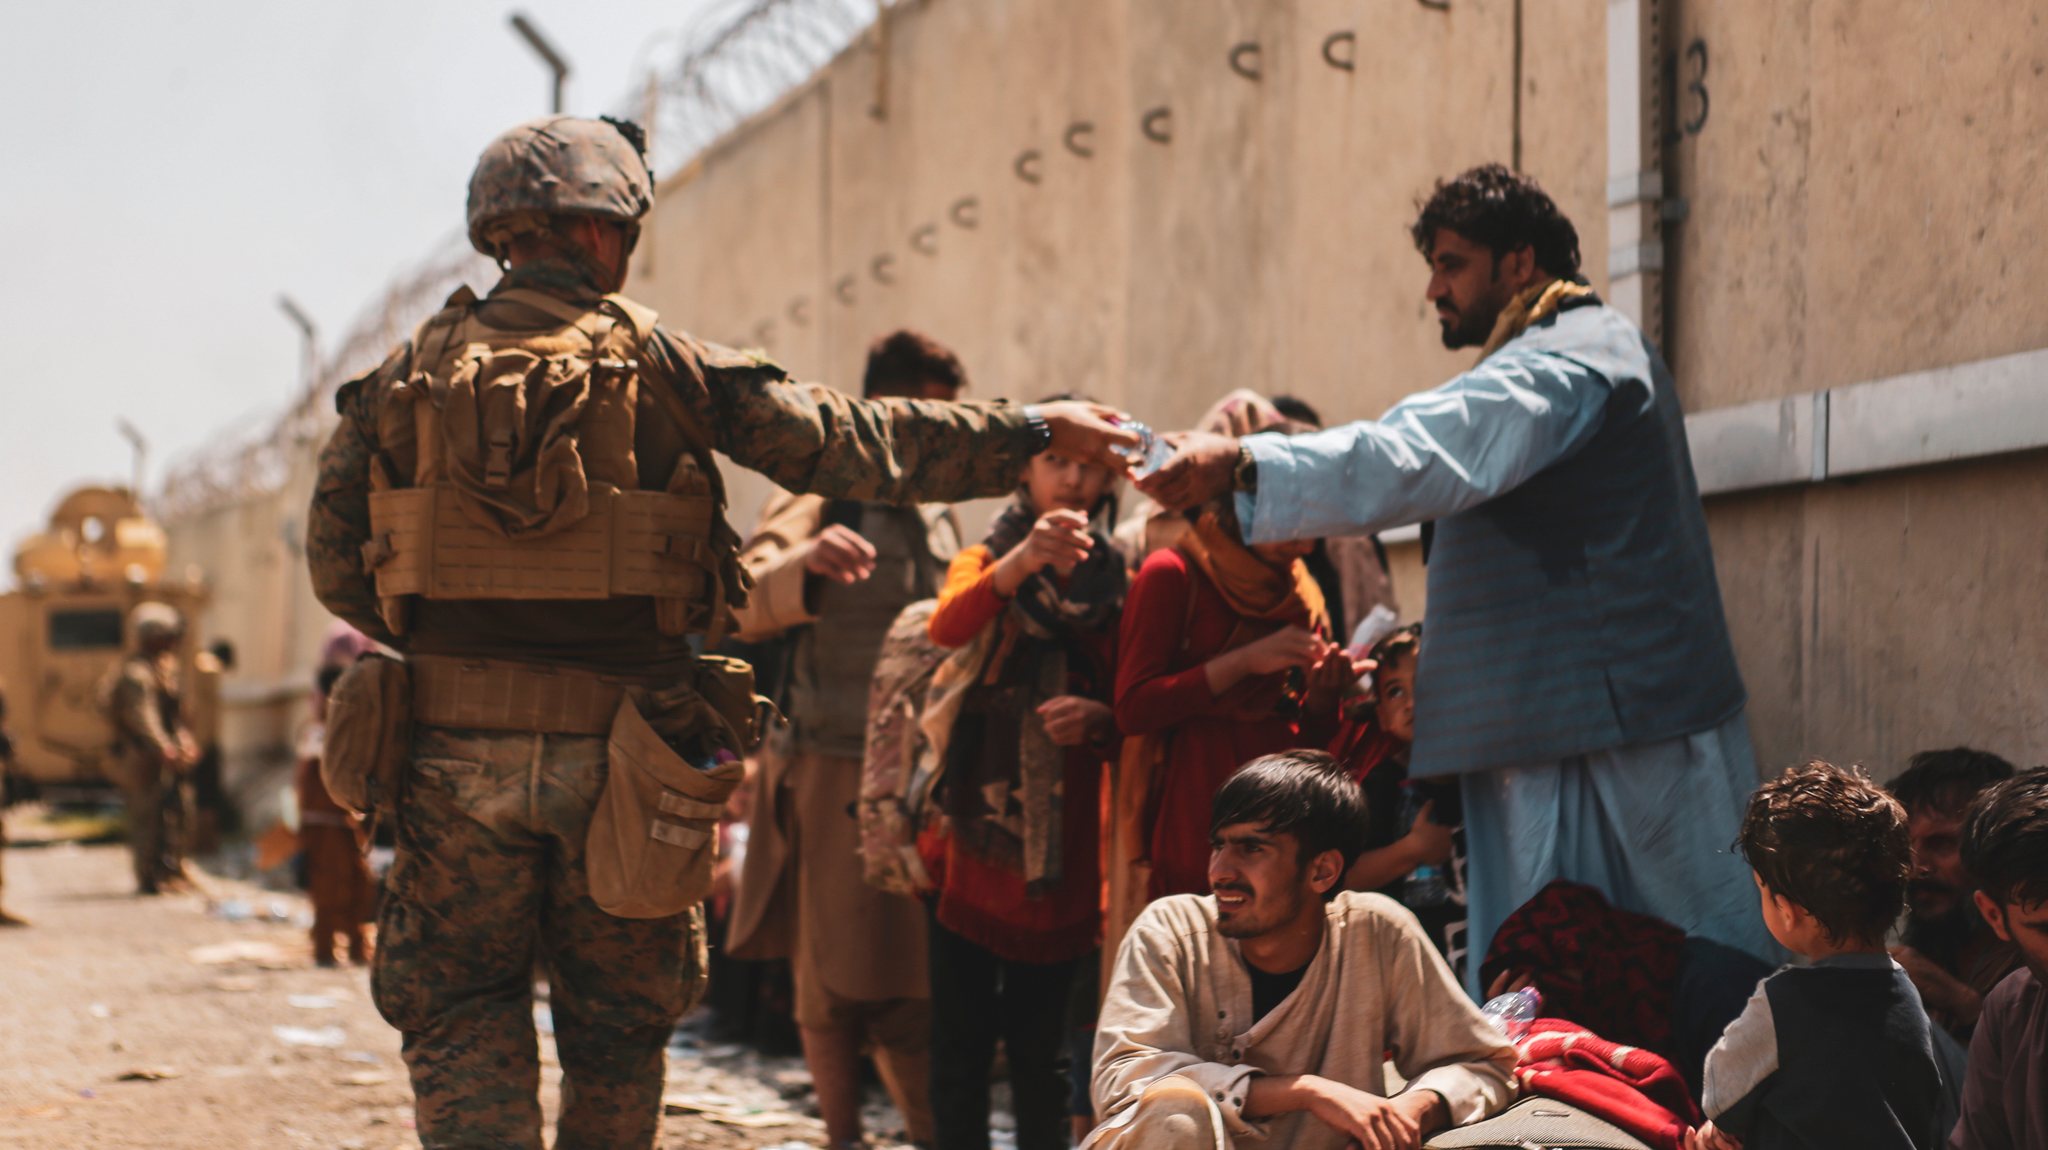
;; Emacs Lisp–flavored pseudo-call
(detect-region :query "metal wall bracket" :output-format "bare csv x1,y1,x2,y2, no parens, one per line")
910,224,938,255
1322,31,1356,72
1063,121,1096,158
1141,107,1173,144
949,196,980,228
1014,149,1042,184
1229,42,1262,82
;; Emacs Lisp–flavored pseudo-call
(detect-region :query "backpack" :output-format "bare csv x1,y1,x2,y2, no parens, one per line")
856,598,955,896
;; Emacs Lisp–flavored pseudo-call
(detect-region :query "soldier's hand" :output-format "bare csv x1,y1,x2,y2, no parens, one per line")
806,525,878,584
1032,402,1140,473
1135,430,1240,511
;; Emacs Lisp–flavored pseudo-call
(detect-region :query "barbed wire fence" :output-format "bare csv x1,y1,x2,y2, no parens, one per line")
157,0,879,522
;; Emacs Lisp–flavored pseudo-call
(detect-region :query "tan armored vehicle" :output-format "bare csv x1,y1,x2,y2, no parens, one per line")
0,486,208,792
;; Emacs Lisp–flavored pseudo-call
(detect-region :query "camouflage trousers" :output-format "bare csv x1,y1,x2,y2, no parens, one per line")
116,751,188,893
373,725,708,1150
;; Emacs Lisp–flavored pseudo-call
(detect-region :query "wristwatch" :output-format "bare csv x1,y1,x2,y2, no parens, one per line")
1234,442,1259,493
1020,405,1053,453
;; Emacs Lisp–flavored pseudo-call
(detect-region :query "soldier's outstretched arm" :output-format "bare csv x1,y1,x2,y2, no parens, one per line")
306,370,402,649
658,334,1134,504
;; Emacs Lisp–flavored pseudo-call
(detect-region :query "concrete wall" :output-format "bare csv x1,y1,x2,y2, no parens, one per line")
625,0,2048,777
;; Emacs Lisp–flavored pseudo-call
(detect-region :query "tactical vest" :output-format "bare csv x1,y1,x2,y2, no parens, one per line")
360,286,745,644
785,504,954,758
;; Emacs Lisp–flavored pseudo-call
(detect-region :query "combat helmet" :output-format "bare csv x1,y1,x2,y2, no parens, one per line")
129,602,184,647
466,115,654,259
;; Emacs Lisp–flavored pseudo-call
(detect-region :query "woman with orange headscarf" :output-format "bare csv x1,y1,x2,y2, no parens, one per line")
1104,498,1361,962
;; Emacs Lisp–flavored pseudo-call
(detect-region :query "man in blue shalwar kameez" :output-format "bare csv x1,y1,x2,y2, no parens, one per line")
1140,164,1777,994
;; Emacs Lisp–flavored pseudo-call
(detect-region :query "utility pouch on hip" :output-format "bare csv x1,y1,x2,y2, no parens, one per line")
691,655,778,752
587,695,744,919
322,653,412,818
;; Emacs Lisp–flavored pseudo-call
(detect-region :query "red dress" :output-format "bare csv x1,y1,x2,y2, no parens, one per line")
1114,548,1327,900
921,545,1113,964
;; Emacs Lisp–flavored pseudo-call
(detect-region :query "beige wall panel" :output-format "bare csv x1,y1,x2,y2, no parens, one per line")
1271,0,1524,429
1122,0,1294,434
1799,453,2048,774
1515,0,1608,300
1702,489,1810,776
632,82,830,373
1664,0,1814,410
1802,0,2048,386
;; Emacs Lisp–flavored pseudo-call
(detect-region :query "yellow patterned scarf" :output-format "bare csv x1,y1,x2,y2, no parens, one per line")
1479,278,1598,359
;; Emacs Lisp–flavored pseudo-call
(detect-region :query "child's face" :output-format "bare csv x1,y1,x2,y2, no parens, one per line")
1022,450,1111,516
1974,890,2048,983
1372,652,1417,744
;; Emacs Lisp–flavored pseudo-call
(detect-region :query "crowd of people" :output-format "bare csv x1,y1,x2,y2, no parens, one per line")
279,112,2045,1150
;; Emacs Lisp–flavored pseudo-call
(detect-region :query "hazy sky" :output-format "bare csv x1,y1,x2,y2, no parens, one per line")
0,0,723,550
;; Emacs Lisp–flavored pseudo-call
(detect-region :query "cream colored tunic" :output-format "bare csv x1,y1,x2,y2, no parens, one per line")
1093,891,1516,1149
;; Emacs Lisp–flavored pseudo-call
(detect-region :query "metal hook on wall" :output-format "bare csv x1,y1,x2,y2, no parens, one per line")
787,297,811,327
1014,149,1043,184
1141,106,1173,145
835,276,857,305
1063,121,1096,158
1322,30,1356,72
871,254,896,285
752,319,776,348
950,196,981,228
1228,42,1262,82
910,224,938,255
1416,0,1450,11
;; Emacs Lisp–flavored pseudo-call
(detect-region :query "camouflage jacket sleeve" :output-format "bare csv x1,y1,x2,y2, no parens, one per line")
306,356,404,650
110,662,176,759
731,491,826,641
645,330,1038,504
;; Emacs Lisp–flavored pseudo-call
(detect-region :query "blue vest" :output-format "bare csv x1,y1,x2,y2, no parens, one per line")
1410,299,1746,778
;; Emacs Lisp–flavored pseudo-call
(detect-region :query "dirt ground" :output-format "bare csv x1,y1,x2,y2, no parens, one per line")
0,812,915,1150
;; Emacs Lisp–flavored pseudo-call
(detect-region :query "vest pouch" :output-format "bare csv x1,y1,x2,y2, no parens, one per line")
588,695,744,919
322,654,412,818
692,655,777,752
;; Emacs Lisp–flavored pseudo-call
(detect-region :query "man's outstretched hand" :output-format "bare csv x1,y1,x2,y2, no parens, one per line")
1134,430,1240,511
1031,401,1141,473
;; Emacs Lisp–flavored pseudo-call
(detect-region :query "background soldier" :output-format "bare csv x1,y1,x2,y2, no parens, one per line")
305,115,1133,1150
107,602,197,896
726,328,971,1149
0,690,27,927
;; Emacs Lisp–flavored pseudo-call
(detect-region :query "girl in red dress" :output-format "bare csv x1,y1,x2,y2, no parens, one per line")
1106,499,1357,956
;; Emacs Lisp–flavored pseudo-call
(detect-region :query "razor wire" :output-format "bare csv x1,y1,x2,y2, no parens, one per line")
157,0,875,520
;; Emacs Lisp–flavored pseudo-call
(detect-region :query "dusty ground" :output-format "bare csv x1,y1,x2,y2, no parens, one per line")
0,812,915,1150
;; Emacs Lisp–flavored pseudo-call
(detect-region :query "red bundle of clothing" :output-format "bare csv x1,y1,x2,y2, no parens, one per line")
1514,1018,1700,1150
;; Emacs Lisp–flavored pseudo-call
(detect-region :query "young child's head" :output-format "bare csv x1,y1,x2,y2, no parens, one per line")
1961,767,2048,983
1738,760,1910,955
1368,624,1422,745
1021,392,1114,516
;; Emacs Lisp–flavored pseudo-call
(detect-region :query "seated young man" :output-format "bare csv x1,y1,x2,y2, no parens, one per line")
1951,767,2048,1150
1885,747,2020,1041
1087,751,1516,1150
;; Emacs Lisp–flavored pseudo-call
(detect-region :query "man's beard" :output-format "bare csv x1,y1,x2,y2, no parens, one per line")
1437,304,1498,350
1902,893,1982,967
1213,882,1306,940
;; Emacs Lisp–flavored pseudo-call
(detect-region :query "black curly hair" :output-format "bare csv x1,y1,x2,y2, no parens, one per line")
1410,163,1583,281
863,329,968,398
1739,760,1911,947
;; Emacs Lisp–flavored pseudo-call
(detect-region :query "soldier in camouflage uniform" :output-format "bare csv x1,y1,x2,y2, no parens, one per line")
108,602,198,896
305,115,1136,1150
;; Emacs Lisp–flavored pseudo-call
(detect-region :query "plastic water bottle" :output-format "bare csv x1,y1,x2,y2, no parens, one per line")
1480,986,1544,1041
1400,784,1450,907
1119,421,1175,478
